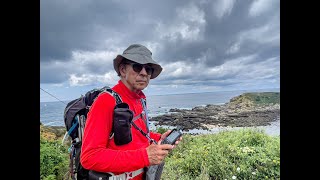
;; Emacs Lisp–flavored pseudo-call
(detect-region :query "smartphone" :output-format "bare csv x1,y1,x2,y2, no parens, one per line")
161,128,183,145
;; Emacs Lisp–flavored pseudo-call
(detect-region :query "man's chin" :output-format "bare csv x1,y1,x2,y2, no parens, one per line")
137,86,146,90
136,84,147,90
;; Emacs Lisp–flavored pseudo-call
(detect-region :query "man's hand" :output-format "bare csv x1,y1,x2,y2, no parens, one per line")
146,141,173,165
160,130,183,147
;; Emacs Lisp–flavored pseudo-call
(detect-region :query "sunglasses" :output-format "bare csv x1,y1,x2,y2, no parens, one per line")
126,63,154,75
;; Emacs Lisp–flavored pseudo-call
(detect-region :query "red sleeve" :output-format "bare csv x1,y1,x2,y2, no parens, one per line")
80,93,150,173
149,131,161,142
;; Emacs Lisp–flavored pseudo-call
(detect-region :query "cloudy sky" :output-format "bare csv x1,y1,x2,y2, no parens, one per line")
40,0,280,102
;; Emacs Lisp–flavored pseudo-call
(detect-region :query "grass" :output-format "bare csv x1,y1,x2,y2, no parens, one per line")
161,129,280,180
40,127,280,180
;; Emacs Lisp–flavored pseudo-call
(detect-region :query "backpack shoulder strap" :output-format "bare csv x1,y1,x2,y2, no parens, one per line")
105,88,122,104
102,88,122,140
140,98,150,134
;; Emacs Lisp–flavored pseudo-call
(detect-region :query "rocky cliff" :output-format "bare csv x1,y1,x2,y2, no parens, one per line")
150,92,280,130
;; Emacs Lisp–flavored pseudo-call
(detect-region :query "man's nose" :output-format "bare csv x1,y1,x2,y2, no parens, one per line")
139,66,148,75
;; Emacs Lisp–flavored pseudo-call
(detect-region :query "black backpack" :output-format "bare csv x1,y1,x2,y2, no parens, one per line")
62,86,122,180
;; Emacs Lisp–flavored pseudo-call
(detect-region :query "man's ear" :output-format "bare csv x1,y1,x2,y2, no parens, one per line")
119,64,127,77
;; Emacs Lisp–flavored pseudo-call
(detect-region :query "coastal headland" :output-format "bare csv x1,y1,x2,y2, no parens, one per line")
41,92,280,136
150,92,280,131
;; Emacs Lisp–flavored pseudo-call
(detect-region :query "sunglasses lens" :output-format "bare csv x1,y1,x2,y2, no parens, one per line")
144,66,154,75
132,63,154,75
132,64,143,72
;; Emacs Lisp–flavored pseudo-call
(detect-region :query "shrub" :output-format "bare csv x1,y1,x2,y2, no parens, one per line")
40,127,280,179
155,126,169,134
40,136,69,180
161,129,280,180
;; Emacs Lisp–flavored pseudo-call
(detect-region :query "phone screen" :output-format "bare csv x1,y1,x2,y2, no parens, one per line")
167,130,180,142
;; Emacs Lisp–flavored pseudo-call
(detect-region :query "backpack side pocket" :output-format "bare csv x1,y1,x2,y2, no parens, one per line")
113,103,133,145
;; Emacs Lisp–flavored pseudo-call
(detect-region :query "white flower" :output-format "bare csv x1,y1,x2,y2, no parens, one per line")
252,172,256,175
232,176,237,179
237,167,240,171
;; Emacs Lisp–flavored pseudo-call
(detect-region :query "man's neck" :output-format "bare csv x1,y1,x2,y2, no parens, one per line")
120,79,141,94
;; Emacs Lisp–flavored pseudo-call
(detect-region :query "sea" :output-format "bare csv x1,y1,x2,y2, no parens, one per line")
40,88,280,136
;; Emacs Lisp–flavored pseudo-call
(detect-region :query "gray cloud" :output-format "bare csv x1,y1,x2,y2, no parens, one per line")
40,0,280,95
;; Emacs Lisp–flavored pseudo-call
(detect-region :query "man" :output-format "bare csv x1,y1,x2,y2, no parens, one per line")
80,44,182,180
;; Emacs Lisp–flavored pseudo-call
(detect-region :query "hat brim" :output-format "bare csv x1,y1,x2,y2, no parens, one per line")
113,54,162,79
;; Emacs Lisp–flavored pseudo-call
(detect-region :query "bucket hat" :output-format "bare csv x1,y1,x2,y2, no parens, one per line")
113,44,163,79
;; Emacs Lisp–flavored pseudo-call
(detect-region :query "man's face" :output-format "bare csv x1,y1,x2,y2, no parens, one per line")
120,62,154,93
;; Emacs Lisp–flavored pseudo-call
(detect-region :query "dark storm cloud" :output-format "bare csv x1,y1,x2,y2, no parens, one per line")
41,0,130,61
40,62,69,83
41,0,280,91
40,0,182,62
152,0,279,68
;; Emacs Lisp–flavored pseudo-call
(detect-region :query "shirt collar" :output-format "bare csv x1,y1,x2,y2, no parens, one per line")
114,80,146,100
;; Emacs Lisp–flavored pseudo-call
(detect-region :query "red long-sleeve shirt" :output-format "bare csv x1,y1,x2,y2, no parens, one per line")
80,80,161,179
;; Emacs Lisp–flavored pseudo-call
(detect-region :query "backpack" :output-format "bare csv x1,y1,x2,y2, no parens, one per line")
62,86,122,180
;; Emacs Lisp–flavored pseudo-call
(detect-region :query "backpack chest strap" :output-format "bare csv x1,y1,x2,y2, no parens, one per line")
107,168,144,180
132,112,143,122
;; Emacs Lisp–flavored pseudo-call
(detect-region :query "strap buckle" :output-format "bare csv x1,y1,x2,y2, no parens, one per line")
108,168,144,180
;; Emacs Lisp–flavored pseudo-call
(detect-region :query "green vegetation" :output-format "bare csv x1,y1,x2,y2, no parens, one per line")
40,136,69,180
229,92,280,106
155,126,169,134
161,129,280,180
40,92,280,179
40,126,279,180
